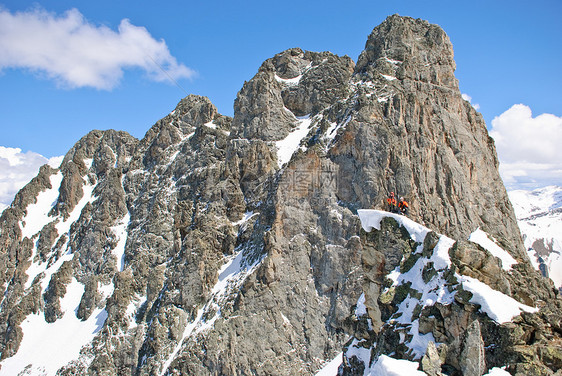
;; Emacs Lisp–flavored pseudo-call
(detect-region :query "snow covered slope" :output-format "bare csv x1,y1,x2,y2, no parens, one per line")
509,186,562,289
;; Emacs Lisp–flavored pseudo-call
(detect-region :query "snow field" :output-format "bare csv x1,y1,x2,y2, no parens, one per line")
518,212,562,288
0,278,108,376
1,159,137,374
508,186,562,289
509,186,562,219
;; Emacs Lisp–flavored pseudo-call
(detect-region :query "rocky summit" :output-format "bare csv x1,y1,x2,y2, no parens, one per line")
0,14,560,376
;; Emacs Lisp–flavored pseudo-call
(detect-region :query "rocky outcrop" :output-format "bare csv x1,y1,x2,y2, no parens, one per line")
340,213,561,376
0,14,559,376
231,48,354,141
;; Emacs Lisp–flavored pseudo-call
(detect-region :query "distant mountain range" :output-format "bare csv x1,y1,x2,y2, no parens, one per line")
509,186,562,290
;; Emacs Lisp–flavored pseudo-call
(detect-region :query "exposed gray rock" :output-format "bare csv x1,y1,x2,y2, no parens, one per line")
460,320,486,376
421,341,444,376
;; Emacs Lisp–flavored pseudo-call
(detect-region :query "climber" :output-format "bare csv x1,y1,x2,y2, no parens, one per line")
398,197,409,216
387,192,398,213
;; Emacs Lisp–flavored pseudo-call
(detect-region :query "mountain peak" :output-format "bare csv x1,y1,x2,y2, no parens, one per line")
356,14,458,90
1,16,560,376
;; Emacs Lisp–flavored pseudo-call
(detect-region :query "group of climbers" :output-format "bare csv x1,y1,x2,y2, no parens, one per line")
386,192,409,216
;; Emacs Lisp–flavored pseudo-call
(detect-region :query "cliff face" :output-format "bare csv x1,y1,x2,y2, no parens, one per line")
0,15,559,376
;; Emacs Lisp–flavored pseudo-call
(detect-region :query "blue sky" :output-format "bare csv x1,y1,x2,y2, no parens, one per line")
0,0,561,199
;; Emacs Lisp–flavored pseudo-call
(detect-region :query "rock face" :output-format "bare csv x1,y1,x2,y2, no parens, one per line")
0,14,559,376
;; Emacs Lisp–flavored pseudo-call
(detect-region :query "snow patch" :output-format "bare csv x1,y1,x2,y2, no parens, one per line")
355,293,367,316
203,121,217,129
324,115,352,147
469,229,517,270
232,211,257,227
275,116,312,168
83,158,93,170
98,282,115,300
509,186,562,289
20,171,63,239
212,249,247,295
110,213,130,272
369,355,426,376
345,338,372,371
381,74,397,81
55,180,95,236
315,352,342,376
25,178,96,289
159,245,264,375
125,294,147,330
0,278,107,375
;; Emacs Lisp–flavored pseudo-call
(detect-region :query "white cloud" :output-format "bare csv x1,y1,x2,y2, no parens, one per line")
490,104,562,189
461,93,480,110
0,146,62,212
0,7,195,89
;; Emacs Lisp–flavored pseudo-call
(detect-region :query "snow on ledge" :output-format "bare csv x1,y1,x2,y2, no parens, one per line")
357,209,429,244
385,57,403,65
469,228,517,270
483,367,512,376
459,275,538,323
274,74,302,86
